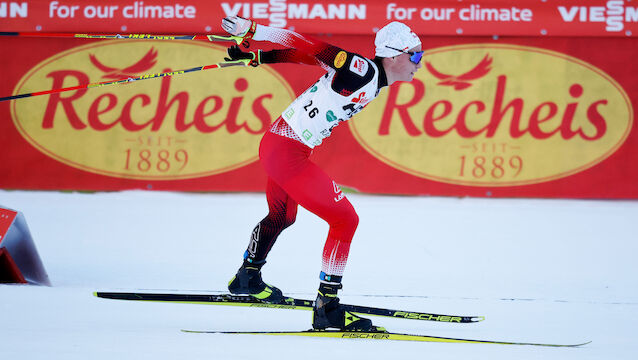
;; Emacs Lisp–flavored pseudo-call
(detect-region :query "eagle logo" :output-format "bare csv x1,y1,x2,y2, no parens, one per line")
89,47,158,80
425,54,492,90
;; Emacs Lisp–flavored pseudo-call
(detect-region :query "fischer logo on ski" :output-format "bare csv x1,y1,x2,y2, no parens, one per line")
392,311,464,323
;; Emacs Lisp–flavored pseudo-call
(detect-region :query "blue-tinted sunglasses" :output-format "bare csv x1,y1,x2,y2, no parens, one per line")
385,46,424,64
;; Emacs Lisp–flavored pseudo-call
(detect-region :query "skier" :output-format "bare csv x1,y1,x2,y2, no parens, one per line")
223,16,423,331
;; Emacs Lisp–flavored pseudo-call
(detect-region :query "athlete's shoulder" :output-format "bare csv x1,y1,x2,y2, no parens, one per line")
329,53,379,96
332,50,377,78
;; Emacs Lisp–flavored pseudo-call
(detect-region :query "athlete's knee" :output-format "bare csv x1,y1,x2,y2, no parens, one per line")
284,204,298,229
347,209,359,230
282,212,296,229
265,209,296,231
332,206,359,234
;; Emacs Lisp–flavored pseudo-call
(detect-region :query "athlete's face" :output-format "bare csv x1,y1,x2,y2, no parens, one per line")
394,45,423,82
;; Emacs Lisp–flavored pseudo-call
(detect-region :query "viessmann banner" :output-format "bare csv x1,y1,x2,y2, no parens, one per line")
1,32,636,198
1,0,638,36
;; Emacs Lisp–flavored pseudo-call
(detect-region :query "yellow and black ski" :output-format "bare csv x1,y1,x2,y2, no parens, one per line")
181,329,591,347
94,291,484,323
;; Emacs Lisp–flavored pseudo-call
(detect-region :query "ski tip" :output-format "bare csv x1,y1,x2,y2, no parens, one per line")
474,316,486,322
576,340,592,347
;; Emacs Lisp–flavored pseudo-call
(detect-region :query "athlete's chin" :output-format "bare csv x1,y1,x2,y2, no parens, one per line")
396,73,417,83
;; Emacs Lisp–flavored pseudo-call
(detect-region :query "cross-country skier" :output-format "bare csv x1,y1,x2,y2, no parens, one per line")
222,16,423,332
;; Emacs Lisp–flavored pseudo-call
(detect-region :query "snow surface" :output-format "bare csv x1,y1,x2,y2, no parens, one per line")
1,190,637,359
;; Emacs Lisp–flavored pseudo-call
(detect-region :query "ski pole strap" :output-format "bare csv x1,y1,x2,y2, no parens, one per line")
207,34,249,47
244,20,257,41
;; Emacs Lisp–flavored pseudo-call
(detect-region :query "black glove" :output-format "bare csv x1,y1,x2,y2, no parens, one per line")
224,45,261,67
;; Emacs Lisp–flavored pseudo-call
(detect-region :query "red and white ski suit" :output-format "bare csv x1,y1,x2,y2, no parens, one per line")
244,24,388,280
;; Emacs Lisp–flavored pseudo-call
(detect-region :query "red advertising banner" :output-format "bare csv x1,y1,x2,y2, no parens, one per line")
1,32,637,198
1,0,638,37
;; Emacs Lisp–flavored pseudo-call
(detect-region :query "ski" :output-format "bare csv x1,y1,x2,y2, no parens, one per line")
181,329,590,347
94,291,484,323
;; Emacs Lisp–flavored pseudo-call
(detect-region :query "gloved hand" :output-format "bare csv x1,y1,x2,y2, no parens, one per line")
222,16,256,38
224,45,262,67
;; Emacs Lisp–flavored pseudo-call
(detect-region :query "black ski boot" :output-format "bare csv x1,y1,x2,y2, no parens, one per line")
228,260,284,304
312,282,380,331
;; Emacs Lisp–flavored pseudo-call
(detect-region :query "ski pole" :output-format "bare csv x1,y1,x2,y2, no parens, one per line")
0,59,250,102
0,32,249,47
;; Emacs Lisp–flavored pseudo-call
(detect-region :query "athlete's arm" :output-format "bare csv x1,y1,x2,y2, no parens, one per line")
222,16,350,69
